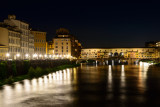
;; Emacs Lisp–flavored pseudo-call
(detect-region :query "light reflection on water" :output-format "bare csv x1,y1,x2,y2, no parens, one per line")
0,68,74,107
138,62,149,92
0,63,160,106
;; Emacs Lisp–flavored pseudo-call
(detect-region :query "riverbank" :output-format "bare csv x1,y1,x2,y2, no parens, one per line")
0,64,80,86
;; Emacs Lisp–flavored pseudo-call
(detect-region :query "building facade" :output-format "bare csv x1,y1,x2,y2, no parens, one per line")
0,45,8,60
0,25,21,60
3,15,31,59
28,33,34,57
46,41,54,55
31,30,46,55
53,28,82,59
81,48,159,59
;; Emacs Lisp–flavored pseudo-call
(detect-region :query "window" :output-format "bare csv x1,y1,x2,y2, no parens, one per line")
55,46,58,48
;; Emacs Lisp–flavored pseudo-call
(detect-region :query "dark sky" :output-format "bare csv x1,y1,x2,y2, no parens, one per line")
1,1,160,48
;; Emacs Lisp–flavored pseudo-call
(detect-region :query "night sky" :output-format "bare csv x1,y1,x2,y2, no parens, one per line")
1,1,160,48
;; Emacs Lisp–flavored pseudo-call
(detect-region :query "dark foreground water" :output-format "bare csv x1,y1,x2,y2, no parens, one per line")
1,63,160,107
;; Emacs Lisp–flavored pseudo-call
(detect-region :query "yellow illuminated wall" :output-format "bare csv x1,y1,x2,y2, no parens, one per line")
31,31,46,55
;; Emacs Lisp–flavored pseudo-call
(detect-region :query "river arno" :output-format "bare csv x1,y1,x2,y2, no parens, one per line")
1,63,160,107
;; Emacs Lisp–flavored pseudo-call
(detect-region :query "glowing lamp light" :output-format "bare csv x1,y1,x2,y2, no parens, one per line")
39,54,42,57
6,53,10,57
44,54,47,58
25,54,29,57
67,55,70,58
16,54,20,57
33,54,38,58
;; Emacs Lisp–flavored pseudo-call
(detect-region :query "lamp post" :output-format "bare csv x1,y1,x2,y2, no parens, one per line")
16,54,20,60
6,53,10,60
33,54,38,60
44,54,47,59
25,54,29,59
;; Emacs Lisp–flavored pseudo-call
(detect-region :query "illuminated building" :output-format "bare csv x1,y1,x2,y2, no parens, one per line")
46,41,54,55
0,23,21,60
31,30,46,55
53,28,82,59
81,48,159,59
0,45,8,60
4,15,31,59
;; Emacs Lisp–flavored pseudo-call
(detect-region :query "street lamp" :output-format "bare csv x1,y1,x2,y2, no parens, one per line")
6,53,10,60
33,54,38,59
25,54,29,59
44,54,47,58
16,54,20,60
6,53,10,57
39,54,42,57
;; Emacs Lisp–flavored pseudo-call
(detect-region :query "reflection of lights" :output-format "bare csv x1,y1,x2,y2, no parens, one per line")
3,85,13,102
121,65,125,88
38,77,43,90
31,79,37,91
44,76,48,84
112,60,114,66
108,65,112,92
108,65,112,83
140,61,143,66
48,74,52,82
56,72,59,80
38,77,43,86
59,71,63,80
24,80,31,92
139,62,150,92
53,73,56,80
106,60,108,65
121,65,126,96
73,68,77,83
121,65,125,77
63,70,67,80
15,82,23,93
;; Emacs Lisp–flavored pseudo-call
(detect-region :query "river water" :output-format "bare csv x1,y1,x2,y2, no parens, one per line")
1,63,160,107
